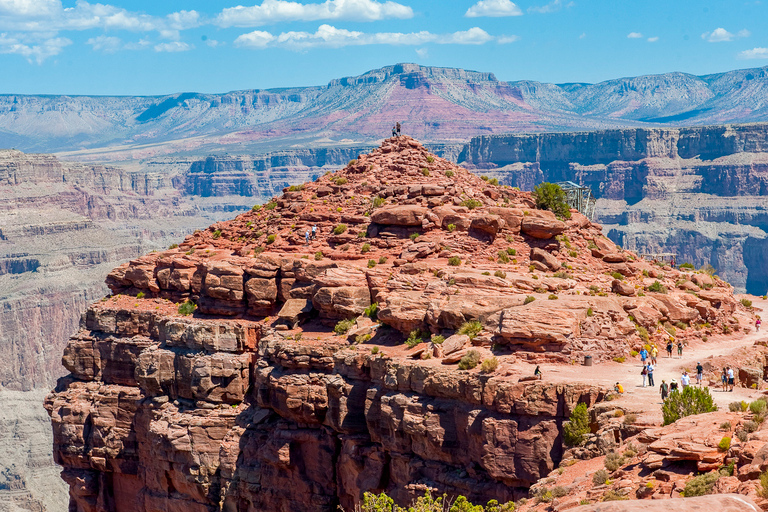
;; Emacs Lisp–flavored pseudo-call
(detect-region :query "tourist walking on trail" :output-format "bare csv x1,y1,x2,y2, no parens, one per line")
660,380,669,401
677,340,684,358
757,317,761,332
396,122,401,136
651,345,658,365
639,347,648,364
670,379,678,392
727,366,735,391
680,371,690,389
721,368,728,391
641,364,648,387
647,363,655,387
696,362,704,385
666,340,673,358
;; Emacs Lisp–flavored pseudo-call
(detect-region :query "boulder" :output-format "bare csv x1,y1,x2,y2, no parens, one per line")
371,205,427,226
603,253,627,263
312,286,371,319
571,494,760,512
469,215,504,237
520,212,566,239
530,247,560,271
488,207,523,233
441,334,469,356
277,299,314,328
611,279,635,296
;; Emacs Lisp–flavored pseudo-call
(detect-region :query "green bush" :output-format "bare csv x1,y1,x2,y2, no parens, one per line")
448,256,461,266
548,294,558,300
445,170,454,178
587,307,594,316
421,168,430,176
458,320,482,339
532,182,571,220
680,262,695,269
266,234,276,244
741,298,753,308
729,401,743,412
136,291,145,299
367,259,377,268
314,251,324,260
497,250,510,263
361,243,371,253
409,232,419,240
553,271,572,279
431,334,445,344
481,357,499,373
682,471,719,497
718,436,731,451
494,270,506,279
563,403,590,446
372,196,385,208
750,399,767,415
378,256,387,264
524,296,535,305
604,451,625,472
334,319,354,335
662,385,718,426
458,350,482,370
447,223,457,232
488,178,499,186
264,200,277,210
405,329,427,348
506,247,516,256
178,300,196,316
212,229,222,239
168,243,179,249
461,198,483,210
364,303,378,319
760,471,768,499
333,224,347,235
602,490,628,502
592,469,609,486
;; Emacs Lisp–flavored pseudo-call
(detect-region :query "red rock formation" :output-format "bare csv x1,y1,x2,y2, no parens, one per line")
46,137,753,511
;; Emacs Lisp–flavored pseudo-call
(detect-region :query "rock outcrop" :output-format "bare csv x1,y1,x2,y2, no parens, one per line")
46,137,753,511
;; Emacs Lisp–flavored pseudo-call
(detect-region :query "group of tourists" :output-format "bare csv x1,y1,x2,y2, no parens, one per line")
304,225,318,244
720,366,736,392
665,338,684,358
391,122,401,137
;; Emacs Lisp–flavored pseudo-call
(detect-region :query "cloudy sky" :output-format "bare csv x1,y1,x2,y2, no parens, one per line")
0,0,766,95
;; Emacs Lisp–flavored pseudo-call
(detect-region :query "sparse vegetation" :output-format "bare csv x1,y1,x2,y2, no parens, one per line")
136,292,145,299
587,307,594,316
458,350,482,370
497,250,510,263
682,471,719,497
532,182,571,220
447,223,457,232
361,243,371,253
592,469,609,486
421,168,430,176
178,300,196,316
409,232,419,241
662,385,718,426
563,402,590,446
461,198,483,210
524,296,535,305
333,224,348,235
458,320,483,339
718,436,731,451
267,234,276,244
604,451,625,472
494,270,506,279
481,357,499,373
314,251,324,260
334,319,355,335
378,256,387,264
445,170,454,178
405,329,428,348
553,271,572,279
648,280,667,293
548,294,558,300
368,259,377,268
448,256,461,266
212,229,222,239
680,262,694,269
742,298,754,308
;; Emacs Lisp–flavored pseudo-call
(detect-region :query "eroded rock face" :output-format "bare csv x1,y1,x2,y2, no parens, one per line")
47,136,754,512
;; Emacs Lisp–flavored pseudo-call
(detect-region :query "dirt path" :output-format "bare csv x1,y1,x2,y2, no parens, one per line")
512,296,768,425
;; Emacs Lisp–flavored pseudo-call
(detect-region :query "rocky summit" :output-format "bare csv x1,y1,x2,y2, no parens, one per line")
46,136,755,511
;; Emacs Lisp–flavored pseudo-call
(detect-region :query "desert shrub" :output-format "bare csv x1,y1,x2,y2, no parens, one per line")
378,256,387,264
563,403,590,446
613,356,626,363
357,231,366,238
431,334,445,344
624,413,637,425
448,256,461,266
178,300,196,316
737,430,749,442
553,271,572,279
532,182,571,220
458,350,482,370
446,223,458,233
492,270,506,279
744,420,759,433
524,296,535,305
212,229,222,239
700,263,716,275
602,490,628,502
461,198,483,210
610,271,623,280
648,280,667,293
367,259,377,268
481,357,499,373
409,232,419,241
506,247,516,256
361,243,371,253
334,177,348,185
636,325,649,343
136,291,145,299
548,294,558,300
675,321,688,330
370,346,379,355
587,307,594,316
288,184,304,191
252,204,262,211
405,329,428,348
760,471,768,499
333,224,348,235
750,399,768,415
314,251,324,260
168,243,179,249
372,196,385,208
742,298,754,308
662,385,718,426
718,437,731,451
266,234,276,244
592,469,609,486
264,200,278,210
458,320,483,339
604,451,625,472
680,262,695,269
364,303,378,319
682,471,719,497
720,421,732,430
445,170,454,178
497,251,510,263
334,319,355,335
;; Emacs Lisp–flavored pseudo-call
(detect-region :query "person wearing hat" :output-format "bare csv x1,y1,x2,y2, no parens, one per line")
696,362,704,385
660,379,669,401
669,379,678,392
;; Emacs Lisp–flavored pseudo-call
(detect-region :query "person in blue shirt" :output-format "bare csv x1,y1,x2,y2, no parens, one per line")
639,348,648,364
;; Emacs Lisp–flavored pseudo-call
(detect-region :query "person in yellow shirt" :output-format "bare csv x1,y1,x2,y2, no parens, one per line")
614,382,624,394
650,345,658,365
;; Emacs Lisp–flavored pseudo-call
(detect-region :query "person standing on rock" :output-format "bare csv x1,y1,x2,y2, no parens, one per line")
305,230,310,245
681,371,690,389
660,380,669,401
396,122,401,136
647,363,655,387
677,340,683,358
666,340,673,358
696,362,704,385
641,364,648,387
311,225,317,240
727,366,735,391
392,125,397,138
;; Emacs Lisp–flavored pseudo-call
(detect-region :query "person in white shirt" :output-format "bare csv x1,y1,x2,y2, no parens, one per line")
727,367,735,392
680,371,690,388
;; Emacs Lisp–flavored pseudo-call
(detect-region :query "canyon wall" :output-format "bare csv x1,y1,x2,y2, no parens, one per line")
460,124,768,294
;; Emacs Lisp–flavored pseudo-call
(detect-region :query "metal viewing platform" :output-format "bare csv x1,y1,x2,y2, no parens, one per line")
555,181,597,221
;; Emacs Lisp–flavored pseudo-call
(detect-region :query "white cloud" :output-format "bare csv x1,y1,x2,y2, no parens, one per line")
647,36,658,42
205,38,223,47
528,0,562,14
701,27,750,42
465,0,522,17
235,24,499,49
578,32,586,39
415,47,427,57
497,34,520,44
217,0,412,27
627,32,643,39
154,41,192,52
86,34,121,52
738,47,768,59
0,32,70,63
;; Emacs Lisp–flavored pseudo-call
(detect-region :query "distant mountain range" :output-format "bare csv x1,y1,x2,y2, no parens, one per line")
2,63,768,159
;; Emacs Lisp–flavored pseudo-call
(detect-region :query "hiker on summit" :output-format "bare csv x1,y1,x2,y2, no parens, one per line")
392,126,397,137
757,317,762,332
311,225,318,240
396,122,401,136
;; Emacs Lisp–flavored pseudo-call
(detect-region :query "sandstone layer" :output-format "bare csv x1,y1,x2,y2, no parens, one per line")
460,124,768,294
47,137,752,511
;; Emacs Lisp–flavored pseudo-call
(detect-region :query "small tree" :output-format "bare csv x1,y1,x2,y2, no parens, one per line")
532,182,571,220
563,402,590,446
662,385,718,426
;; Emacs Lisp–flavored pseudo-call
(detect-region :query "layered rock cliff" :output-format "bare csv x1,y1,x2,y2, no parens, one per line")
460,124,768,294
46,137,751,511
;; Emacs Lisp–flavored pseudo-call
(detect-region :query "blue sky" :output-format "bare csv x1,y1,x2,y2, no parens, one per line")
0,0,767,95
